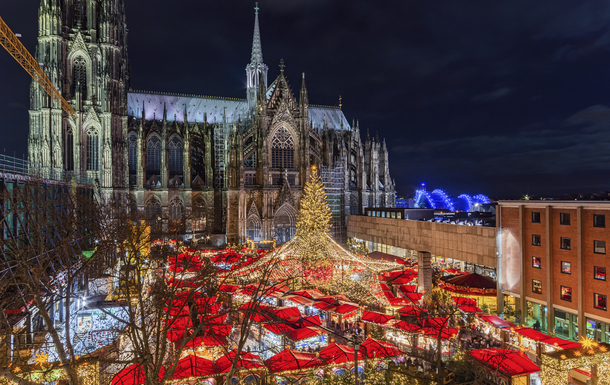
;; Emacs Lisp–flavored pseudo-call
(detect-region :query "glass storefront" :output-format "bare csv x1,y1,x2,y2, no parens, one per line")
503,295,520,325
526,301,547,333
554,309,578,341
586,318,610,343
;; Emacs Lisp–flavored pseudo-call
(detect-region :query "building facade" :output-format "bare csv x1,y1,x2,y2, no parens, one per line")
498,201,610,342
28,0,396,243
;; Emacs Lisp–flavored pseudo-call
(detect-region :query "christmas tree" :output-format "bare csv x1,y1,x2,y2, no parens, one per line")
295,165,331,237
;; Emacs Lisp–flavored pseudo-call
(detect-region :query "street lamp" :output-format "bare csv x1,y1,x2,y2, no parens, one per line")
354,344,360,385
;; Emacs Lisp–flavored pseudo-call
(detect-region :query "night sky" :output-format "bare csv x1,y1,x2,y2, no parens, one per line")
2,1,610,199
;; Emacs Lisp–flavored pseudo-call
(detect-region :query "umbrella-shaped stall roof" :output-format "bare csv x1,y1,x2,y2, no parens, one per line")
360,338,404,358
362,310,395,325
112,363,166,385
319,343,359,364
440,273,497,296
215,350,265,374
264,349,324,373
469,348,540,377
171,355,217,381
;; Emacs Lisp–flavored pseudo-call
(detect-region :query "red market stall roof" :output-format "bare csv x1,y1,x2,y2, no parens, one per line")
511,327,551,342
290,289,325,299
284,295,314,306
273,306,301,322
264,349,324,373
394,320,421,333
360,338,404,358
368,251,404,262
379,283,392,292
478,315,516,329
313,301,337,311
288,326,326,341
316,294,350,303
265,323,297,335
183,334,228,348
239,302,274,322
333,303,360,314
440,273,497,296
403,292,423,302
171,355,217,380
218,284,240,293
457,304,484,314
112,363,166,385
215,350,265,374
419,327,459,340
362,310,395,325
319,343,358,364
469,348,540,377
298,315,322,327
452,297,477,306
540,337,581,349
398,285,417,295
443,268,468,275
397,305,428,317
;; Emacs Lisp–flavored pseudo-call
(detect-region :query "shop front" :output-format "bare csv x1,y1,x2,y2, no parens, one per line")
553,309,578,341
586,318,610,343
526,301,547,333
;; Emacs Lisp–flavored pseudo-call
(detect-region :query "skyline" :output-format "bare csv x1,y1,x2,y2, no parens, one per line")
2,1,610,199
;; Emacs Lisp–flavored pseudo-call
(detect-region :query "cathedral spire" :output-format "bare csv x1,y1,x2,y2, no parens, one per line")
251,2,263,64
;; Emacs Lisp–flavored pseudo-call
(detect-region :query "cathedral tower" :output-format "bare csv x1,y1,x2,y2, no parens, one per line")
29,0,130,191
245,3,268,111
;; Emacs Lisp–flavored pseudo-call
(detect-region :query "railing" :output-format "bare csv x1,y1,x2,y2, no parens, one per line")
0,154,94,185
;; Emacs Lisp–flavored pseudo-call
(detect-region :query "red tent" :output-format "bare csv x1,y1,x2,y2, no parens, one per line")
403,292,423,302
273,306,301,322
333,303,360,314
264,349,324,373
112,363,166,385
288,326,326,341
540,337,581,349
512,327,551,342
362,310,394,325
398,285,417,295
313,301,337,312
290,289,325,299
218,284,240,293
239,302,274,322
457,304,484,314
183,334,228,348
215,350,265,374
316,294,350,303
452,297,477,306
469,348,540,377
171,355,217,380
397,305,428,317
419,327,459,340
319,343,359,364
360,338,404,358
264,323,297,335
297,315,322,327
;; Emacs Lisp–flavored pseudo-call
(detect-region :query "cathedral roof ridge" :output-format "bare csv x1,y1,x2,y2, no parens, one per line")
310,103,341,110
129,89,247,102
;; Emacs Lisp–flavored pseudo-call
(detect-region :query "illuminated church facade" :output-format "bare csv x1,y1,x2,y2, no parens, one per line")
27,0,395,243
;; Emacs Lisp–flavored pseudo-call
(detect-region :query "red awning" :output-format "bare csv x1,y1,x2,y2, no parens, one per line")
284,295,314,305
397,305,428,317
215,350,265,374
316,294,350,303
288,326,326,341
457,304,484,314
313,301,338,311
218,284,240,293
440,273,497,296
360,338,404,358
171,355,216,380
290,289,325,299
239,302,274,322
419,327,459,340
469,348,540,377
183,334,229,348
112,364,166,385
333,304,360,314
478,315,516,329
362,310,394,325
452,297,477,306
319,343,359,364
264,323,297,335
512,327,551,342
394,321,421,333
398,285,417,295
540,337,581,349
273,307,301,322
264,349,324,373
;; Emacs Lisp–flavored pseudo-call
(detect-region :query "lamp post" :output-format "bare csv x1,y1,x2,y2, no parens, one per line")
354,344,360,385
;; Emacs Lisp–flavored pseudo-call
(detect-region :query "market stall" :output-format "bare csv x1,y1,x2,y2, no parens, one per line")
469,348,540,385
439,273,497,313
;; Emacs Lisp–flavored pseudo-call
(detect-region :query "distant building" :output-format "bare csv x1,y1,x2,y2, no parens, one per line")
27,1,396,243
498,201,610,342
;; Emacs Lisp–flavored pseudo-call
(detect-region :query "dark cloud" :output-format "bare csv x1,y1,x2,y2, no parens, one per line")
1,0,610,198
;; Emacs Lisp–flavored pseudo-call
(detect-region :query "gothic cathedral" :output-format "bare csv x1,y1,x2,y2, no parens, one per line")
28,0,396,244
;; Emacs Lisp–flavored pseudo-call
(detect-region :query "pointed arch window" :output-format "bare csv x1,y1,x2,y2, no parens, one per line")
271,127,294,169
245,152,256,168
128,135,137,174
65,129,74,171
146,136,161,175
86,129,98,171
168,137,183,175
72,56,87,100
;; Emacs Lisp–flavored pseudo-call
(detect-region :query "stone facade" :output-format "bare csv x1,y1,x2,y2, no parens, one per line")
347,215,497,267
28,1,396,242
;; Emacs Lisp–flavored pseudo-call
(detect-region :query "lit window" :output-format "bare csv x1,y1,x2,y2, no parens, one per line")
595,266,606,281
594,214,605,228
560,213,570,225
594,240,606,254
532,234,541,246
560,286,572,301
271,127,294,169
532,257,541,269
532,280,542,294
560,237,571,250
532,212,541,223
595,293,607,311
561,261,571,274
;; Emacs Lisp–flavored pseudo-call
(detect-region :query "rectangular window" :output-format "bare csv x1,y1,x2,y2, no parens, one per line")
595,266,606,281
391,212,396,219
560,237,571,250
532,257,541,269
560,286,572,301
594,240,606,254
397,213,402,219
532,211,541,223
594,214,606,228
560,213,571,225
532,234,541,246
561,261,571,274
532,280,542,294
595,293,607,311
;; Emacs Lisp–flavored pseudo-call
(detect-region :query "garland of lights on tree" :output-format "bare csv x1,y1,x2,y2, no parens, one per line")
226,166,401,307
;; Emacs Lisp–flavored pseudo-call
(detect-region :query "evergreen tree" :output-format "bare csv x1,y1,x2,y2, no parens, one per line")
296,165,332,237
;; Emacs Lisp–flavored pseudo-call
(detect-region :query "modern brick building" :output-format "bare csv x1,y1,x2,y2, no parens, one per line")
498,201,610,342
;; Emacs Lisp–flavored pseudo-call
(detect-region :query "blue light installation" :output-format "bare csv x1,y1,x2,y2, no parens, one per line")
431,189,455,212
414,189,436,209
414,184,490,212
473,194,490,204
456,194,473,212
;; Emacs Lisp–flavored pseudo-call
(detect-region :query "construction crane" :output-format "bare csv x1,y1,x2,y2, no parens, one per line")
0,15,77,119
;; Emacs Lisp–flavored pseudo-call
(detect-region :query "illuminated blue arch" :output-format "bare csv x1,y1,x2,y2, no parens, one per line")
473,194,490,204
415,189,436,209
431,189,455,211
456,194,473,212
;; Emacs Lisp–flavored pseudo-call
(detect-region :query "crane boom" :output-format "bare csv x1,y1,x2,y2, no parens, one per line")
0,15,77,119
